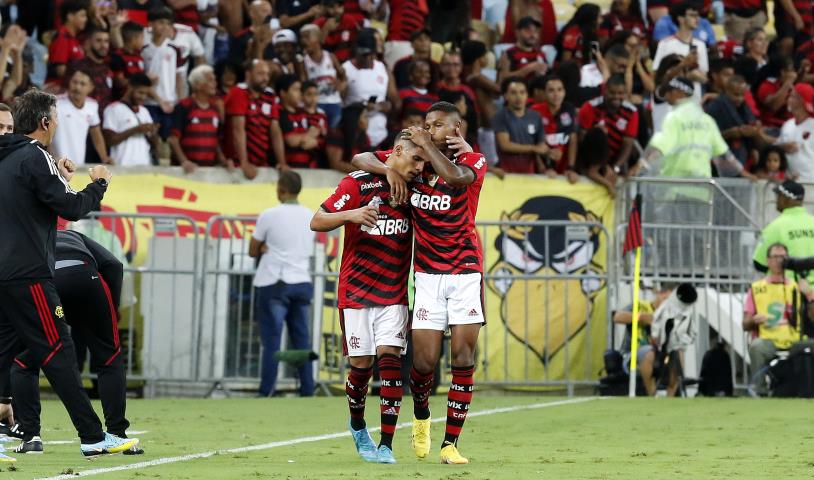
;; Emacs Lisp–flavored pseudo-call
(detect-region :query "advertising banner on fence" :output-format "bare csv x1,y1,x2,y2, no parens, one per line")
70,172,613,386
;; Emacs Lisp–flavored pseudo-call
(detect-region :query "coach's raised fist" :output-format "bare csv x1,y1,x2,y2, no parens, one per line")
89,164,113,183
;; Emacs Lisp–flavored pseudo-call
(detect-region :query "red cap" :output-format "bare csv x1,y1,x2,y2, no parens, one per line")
794,83,814,116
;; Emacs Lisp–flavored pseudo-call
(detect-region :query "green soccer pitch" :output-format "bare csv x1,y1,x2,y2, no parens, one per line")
1,395,812,479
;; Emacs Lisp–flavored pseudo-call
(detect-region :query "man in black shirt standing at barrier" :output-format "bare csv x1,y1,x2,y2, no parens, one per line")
0,89,138,458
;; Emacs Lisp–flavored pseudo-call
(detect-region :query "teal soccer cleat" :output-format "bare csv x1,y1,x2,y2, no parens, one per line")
348,420,377,462
377,445,396,464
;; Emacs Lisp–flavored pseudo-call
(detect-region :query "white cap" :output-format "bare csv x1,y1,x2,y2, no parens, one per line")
273,29,297,45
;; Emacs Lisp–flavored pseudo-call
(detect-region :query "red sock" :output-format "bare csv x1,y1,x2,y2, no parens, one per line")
443,365,474,447
410,367,434,420
346,366,373,430
378,354,403,448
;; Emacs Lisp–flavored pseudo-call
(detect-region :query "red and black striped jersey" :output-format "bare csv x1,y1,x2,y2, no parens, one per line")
578,96,638,163
314,14,363,63
278,107,318,169
110,49,145,78
504,46,548,82
171,97,220,166
530,101,578,173
322,170,412,308
48,27,84,71
778,0,813,35
598,13,647,44
375,150,487,274
398,88,440,115
757,79,793,129
173,5,200,32
387,0,429,41
223,83,279,166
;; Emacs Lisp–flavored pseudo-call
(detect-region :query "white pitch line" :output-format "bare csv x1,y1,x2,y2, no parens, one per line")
36,396,601,480
43,430,150,445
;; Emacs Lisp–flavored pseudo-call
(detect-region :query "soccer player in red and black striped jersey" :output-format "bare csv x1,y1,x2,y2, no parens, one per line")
352,102,487,465
497,16,548,85
169,65,231,173
311,136,426,464
398,60,440,117
577,74,639,175
224,60,284,179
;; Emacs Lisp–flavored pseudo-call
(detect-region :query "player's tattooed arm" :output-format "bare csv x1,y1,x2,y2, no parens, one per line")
402,126,475,187
310,207,378,232
351,152,409,205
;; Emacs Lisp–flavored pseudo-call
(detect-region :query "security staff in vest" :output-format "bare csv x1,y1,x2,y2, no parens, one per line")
5,230,142,454
743,243,814,396
0,90,138,456
753,180,814,284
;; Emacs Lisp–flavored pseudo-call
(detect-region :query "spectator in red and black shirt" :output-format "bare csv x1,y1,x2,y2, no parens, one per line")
110,21,146,100
755,54,797,133
275,74,321,169
498,16,548,85
556,3,601,67
399,60,440,117
578,74,639,176
774,0,812,53
314,0,362,63
68,26,114,113
386,0,429,43
48,0,88,82
169,65,231,173
598,0,648,46
119,0,166,27
392,29,440,90
224,60,282,179
530,75,579,181
302,80,328,165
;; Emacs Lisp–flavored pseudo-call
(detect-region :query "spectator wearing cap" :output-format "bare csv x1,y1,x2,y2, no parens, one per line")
223,60,283,179
777,83,814,182
47,0,88,83
300,23,346,129
392,29,441,91
103,73,160,166
652,1,717,48
530,75,579,181
498,16,549,85
265,29,304,82
462,40,501,166
493,78,550,176
110,22,146,100
342,28,397,149
753,180,814,284
653,3,710,75
645,77,753,179
598,0,648,47
52,69,112,165
314,0,363,63
142,6,185,140
722,0,766,43
277,0,324,32
234,0,277,66
501,0,558,48
556,4,601,67
274,74,321,169
69,26,114,114
384,0,430,68
705,74,767,167
398,60,439,118
578,74,639,178
169,65,231,173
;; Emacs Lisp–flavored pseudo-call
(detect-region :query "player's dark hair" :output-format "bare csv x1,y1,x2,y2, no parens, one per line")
501,77,527,95
129,72,153,89
275,74,300,93
0,102,11,113
278,171,303,195
12,90,57,135
121,21,145,44
426,101,461,118
60,0,88,24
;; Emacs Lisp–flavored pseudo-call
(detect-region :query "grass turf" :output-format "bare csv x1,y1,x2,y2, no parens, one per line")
1,395,813,479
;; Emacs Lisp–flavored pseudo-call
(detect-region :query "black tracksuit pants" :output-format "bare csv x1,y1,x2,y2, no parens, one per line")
13,264,130,439
0,279,104,443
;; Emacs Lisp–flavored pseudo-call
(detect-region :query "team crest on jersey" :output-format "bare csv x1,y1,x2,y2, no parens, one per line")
616,118,628,131
262,103,272,115
55,306,64,318
342,30,350,41
560,112,572,126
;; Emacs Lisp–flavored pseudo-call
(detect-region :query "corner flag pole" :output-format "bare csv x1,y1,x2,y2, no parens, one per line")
622,194,643,398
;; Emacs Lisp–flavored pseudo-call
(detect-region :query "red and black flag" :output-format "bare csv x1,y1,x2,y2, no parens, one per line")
622,194,642,256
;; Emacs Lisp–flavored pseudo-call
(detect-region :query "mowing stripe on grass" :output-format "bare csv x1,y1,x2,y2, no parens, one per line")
37,396,601,480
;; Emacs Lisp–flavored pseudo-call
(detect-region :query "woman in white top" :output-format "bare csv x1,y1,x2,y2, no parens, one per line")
342,28,398,149
300,23,346,129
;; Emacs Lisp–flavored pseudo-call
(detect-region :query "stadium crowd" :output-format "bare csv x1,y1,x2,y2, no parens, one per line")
1,0,813,193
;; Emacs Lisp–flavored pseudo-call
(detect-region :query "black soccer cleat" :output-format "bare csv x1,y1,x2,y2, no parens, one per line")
7,424,25,440
14,436,43,454
0,422,11,437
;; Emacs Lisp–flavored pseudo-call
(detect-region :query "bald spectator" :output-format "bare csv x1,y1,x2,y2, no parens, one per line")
48,0,88,82
170,65,231,172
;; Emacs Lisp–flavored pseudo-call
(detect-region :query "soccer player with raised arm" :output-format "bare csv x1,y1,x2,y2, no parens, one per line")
311,135,426,464
352,101,487,465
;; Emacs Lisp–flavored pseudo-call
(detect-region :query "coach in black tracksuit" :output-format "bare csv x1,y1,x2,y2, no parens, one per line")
0,90,112,445
10,230,131,441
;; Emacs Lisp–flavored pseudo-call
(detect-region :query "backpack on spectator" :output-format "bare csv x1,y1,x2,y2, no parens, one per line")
698,343,733,397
